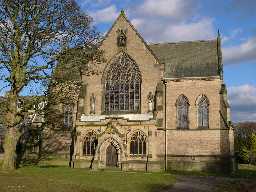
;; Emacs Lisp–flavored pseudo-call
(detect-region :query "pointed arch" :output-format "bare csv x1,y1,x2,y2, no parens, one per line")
103,52,141,114
197,95,209,128
63,104,73,129
130,131,147,156
83,131,98,156
176,95,189,129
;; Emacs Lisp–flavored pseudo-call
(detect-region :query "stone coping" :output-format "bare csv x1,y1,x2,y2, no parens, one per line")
80,113,154,122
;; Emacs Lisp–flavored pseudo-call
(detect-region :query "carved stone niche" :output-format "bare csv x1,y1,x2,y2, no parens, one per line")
117,29,127,47
155,82,163,111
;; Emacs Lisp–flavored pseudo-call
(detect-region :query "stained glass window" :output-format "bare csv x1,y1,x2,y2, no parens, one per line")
83,132,98,156
104,52,141,113
130,131,147,156
176,95,189,129
198,95,209,128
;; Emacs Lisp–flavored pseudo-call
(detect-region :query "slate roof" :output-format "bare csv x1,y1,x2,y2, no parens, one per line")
149,40,221,78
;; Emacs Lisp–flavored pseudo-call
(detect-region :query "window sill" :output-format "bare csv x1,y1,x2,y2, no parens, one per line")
197,126,209,129
176,127,189,130
129,154,147,158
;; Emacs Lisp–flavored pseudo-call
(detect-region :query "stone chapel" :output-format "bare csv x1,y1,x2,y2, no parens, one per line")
72,11,235,172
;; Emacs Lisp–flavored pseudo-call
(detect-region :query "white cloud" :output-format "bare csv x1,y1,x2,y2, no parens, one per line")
137,0,197,20
128,0,216,43
163,18,215,42
84,0,216,42
131,16,215,43
90,5,119,23
222,28,242,43
223,37,256,64
131,18,144,29
228,84,256,122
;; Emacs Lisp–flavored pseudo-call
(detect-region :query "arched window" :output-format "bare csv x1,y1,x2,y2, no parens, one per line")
0,136,4,154
63,104,73,129
197,95,209,128
130,131,146,155
176,95,189,129
83,132,98,156
104,52,141,114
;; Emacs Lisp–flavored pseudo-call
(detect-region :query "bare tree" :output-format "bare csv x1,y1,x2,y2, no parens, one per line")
39,46,103,164
0,0,100,170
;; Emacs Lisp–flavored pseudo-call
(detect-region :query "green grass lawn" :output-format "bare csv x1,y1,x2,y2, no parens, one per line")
0,163,256,192
0,166,175,192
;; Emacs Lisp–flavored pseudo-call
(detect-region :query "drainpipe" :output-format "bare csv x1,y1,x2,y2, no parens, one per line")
146,126,149,172
162,79,168,171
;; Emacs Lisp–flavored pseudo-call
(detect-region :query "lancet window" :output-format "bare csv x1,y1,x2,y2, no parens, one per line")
104,52,141,113
63,104,73,129
176,95,189,129
0,136,4,153
130,131,147,156
197,95,209,128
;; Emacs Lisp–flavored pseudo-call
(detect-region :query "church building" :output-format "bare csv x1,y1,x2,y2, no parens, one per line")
73,11,235,172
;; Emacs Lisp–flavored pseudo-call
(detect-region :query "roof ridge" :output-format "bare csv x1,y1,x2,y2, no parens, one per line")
149,39,217,46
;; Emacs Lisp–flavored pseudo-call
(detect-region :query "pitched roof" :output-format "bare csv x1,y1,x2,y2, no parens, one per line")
101,10,160,65
149,40,221,78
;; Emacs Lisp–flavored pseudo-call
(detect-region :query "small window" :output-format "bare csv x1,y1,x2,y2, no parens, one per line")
130,131,147,156
83,132,98,156
0,136,4,153
63,104,73,128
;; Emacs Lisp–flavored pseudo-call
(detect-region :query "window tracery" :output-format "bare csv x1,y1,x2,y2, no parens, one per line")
104,52,141,113
176,95,189,129
130,131,146,156
197,95,209,128
83,132,98,156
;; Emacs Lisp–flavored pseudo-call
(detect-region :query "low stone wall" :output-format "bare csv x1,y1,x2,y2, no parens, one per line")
157,155,236,173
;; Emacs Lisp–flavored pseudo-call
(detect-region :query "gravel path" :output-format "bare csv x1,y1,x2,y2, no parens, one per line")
163,175,256,192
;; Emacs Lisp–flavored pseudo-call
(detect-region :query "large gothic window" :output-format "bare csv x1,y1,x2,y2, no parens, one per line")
176,95,189,129
130,131,146,156
83,132,98,156
197,95,209,128
104,52,141,114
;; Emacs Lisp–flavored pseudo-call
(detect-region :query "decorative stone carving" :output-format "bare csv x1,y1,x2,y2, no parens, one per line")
105,123,115,134
147,91,154,112
117,29,127,47
90,93,96,114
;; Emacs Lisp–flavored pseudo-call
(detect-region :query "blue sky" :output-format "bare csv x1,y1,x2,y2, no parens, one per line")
75,0,256,122
1,0,254,122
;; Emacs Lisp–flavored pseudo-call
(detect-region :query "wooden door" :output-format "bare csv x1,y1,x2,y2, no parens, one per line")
106,144,118,167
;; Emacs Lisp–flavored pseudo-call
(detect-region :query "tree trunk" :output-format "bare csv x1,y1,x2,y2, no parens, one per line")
2,92,20,170
2,127,19,170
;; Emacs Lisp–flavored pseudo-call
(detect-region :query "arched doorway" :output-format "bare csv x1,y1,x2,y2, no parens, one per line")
106,144,118,167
